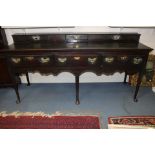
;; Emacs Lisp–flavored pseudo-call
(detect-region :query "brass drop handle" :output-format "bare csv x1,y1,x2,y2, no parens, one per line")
25,56,34,61
74,35,79,40
74,57,80,60
58,57,67,63
39,57,50,63
88,57,97,64
133,57,143,64
112,35,121,40
11,58,21,64
104,57,114,63
32,35,40,41
120,56,128,61
70,35,79,40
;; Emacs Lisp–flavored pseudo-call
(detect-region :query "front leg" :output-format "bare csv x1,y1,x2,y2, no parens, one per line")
26,72,30,86
75,75,80,105
133,71,143,102
14,84,21,104
123,71,128,84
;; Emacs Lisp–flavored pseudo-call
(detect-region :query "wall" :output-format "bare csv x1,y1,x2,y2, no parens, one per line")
4,26,155,83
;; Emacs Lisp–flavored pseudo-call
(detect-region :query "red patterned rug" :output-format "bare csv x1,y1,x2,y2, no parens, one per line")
0,115,100,129
108,116,155,129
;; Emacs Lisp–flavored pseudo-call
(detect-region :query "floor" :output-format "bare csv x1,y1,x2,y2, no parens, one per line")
0,83,155,128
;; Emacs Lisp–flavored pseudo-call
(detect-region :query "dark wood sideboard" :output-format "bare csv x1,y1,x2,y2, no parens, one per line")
0,31,153,104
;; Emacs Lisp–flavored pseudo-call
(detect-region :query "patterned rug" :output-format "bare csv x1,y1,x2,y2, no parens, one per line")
0,112,100,129
108,116,155,129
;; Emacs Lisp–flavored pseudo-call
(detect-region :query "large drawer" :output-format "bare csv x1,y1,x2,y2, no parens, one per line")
55,54,100,67
101,54,145,70
9,55,54,67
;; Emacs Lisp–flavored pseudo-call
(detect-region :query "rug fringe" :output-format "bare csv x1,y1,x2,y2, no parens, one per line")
0,111,63,118
0,111,100,118
108,124,155,129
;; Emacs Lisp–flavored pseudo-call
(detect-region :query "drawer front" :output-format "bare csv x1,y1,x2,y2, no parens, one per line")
13,34,66,44
9,56,54,67
26,35,66,43
55,55,100,67
102,55,145,69
88,34,140,42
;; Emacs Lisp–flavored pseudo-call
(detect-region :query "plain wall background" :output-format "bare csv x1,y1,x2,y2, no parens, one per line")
4,26,155,83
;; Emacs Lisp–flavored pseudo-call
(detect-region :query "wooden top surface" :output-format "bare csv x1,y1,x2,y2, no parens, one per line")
0,42,153,52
